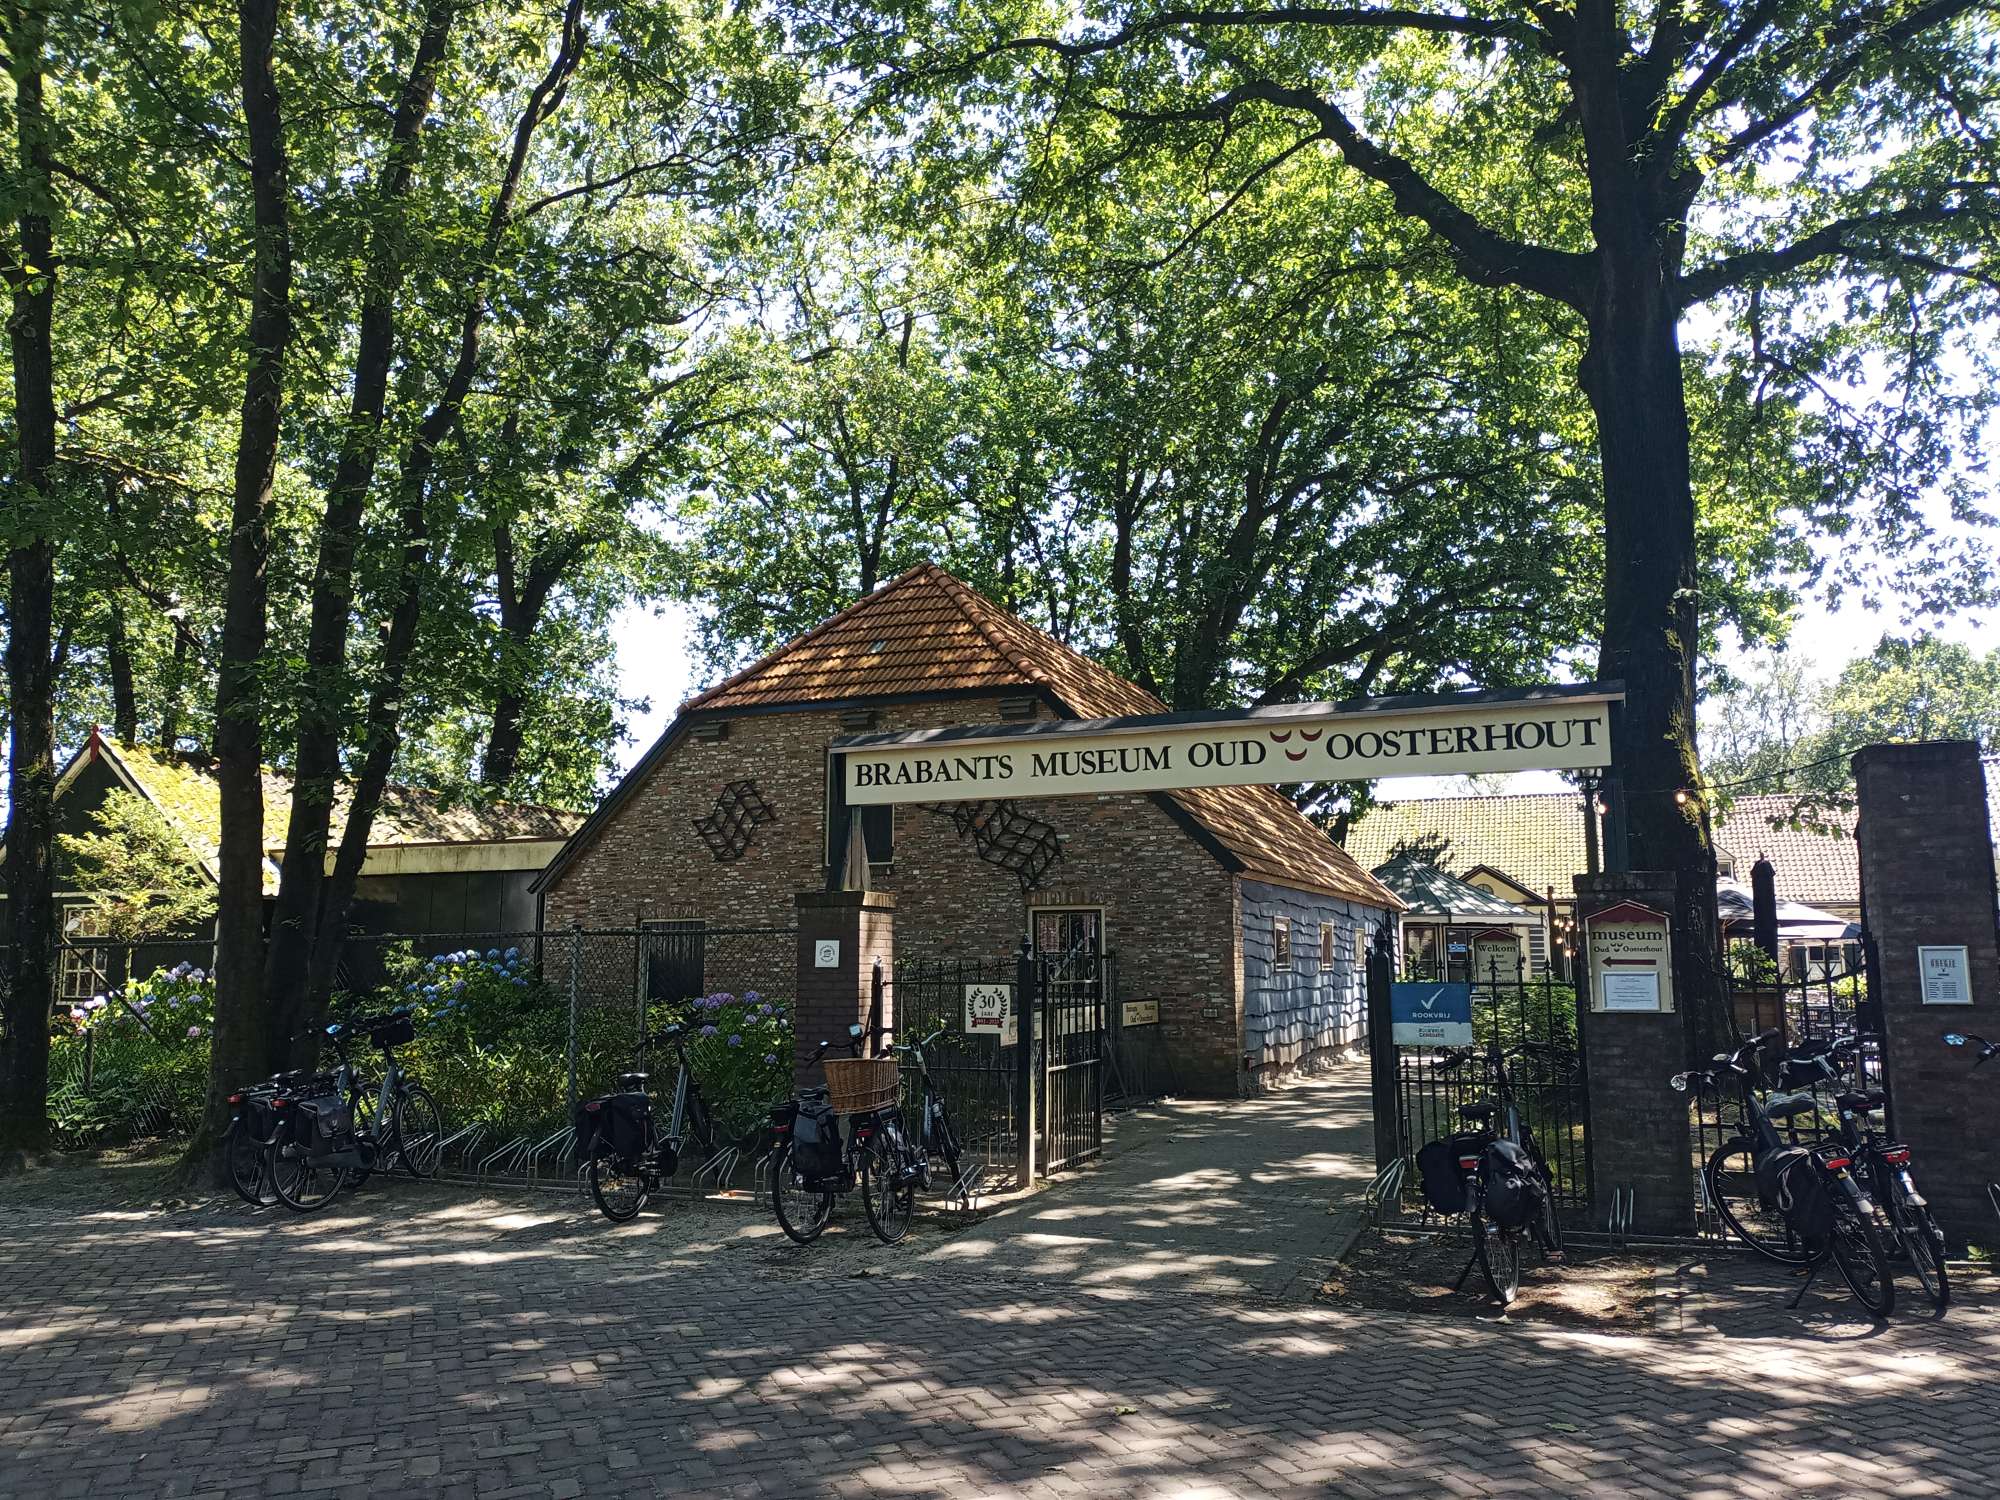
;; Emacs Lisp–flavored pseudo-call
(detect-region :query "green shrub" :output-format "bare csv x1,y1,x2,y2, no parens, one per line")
48,962,213,1143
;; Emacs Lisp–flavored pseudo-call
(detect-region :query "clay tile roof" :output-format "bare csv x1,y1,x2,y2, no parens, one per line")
1343,787,1877,908
1342,792,1592,897
683,564,1395,908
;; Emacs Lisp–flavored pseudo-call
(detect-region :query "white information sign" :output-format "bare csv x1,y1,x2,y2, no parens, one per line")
1918,946,1972,1005
840,688,1617,805
964,983,1018,1046
1586,900,1674,1014
813,939,839,969
1599,971,1661,1012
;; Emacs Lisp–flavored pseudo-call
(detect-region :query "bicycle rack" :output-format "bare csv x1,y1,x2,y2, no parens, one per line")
1604,1185,1634,1240
692,1146,740,1197
1363,1159,1406,1226
479,1134,532,1183
522,1126,572,1187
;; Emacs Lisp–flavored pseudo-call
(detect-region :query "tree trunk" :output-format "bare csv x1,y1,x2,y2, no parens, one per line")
158,632,187,753
1,0,60,1154
205,0,294,1175
108,596,139,746
1579,279,1723,1057
264,0,454,1054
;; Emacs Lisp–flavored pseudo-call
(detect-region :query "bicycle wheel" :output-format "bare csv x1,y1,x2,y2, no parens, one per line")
1827,1207,1896,1318
929,1094,965,1201
269,1133,345,1212
394,1085,445,1178
588,1154,648,1222
770,1143,834,1245
1472,1212,1519,1306
861,1126,916,1245
342,1093,375,1192
1878,1169,1948,1313
226,1120,276,1206
1706,1140,1812,1265
1519,1128,1565,1257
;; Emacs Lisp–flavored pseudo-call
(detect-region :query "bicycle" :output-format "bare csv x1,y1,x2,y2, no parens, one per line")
1429,1039,1566,1304
576,1021,722,1223
1673,1030,1895,1317
768,1025,906,1246
1943,1031,1999,1231
267,1010,444,1212
1788,1032,1948,1313
224,1067,333,1206
853,1027,972,1244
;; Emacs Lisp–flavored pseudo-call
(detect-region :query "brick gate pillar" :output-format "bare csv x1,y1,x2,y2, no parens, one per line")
1853,741,2000,1253
1575,871,1698,1236
793,891,896,1089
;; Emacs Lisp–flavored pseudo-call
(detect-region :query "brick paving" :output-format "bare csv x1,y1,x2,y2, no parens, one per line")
3,1167,1998,1500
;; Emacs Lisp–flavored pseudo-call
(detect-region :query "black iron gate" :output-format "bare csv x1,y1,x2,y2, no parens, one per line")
1035,937,1107,1174
1382,961,1592,1210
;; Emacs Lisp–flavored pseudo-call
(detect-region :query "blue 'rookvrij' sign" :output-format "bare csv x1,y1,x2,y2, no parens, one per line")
1390,982,1474,1047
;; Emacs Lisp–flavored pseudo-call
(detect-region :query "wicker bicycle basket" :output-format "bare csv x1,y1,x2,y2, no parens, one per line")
823,1057,900,1115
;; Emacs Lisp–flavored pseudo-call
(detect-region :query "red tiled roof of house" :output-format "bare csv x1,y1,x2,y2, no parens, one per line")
685,564,1396,908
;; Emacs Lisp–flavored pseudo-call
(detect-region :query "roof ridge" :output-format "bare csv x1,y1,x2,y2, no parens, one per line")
680,564,961,714
924,567,1066,700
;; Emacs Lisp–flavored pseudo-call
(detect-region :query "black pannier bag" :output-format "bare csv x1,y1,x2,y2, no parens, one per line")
790,1095,843,1183
576,1093,651,1163
1482,1139,1545,1230
1756,1144,1834,1240
1415,1133,1486,1215
299,1094,354,1156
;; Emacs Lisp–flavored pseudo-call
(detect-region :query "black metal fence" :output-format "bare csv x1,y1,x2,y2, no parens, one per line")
885,955,1026,1190
1393,967,1590,1209
1688,961,1882,1240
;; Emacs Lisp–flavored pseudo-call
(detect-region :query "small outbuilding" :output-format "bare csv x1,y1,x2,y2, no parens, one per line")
1369,851,1541,982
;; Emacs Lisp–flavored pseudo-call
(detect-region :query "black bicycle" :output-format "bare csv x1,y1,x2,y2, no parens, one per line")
267,1010,444,1212
576,1022,721,1223
223,1067,332,1206
852,1027,972,1244
1674,1030,1895,1316
1428,1040,1566,1304
769,1025,906,1245
1944,1031,1999,1232
1788,1032,1948,1313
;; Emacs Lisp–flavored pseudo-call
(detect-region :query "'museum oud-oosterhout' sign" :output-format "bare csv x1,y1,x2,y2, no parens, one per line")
837,684,1620,805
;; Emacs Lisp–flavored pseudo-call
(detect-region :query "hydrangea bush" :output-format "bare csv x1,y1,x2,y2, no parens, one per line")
48,962,213,1143
651,991,792,1138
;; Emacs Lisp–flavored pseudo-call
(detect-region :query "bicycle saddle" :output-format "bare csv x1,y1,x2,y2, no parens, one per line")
618,1072,648,1089
1835,1089,1885,1115
1763,1091,1818,1121
1458,1099,1497,1122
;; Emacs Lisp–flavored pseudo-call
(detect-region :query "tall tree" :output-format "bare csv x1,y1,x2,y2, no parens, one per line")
262,0,458,1042
0,0,61,1154
206,0,295,1163
838,0,2000,1042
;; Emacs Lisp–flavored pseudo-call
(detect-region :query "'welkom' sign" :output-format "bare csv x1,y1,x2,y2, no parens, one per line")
838,684,1619,806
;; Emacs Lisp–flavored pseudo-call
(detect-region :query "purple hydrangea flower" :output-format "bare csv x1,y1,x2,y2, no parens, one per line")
187,1025,203,1039
763,1053,777,1065
700,1024,719,1037
728,1034,742,1047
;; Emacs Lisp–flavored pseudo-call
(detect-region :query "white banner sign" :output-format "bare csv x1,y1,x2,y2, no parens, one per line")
842,690,1616,806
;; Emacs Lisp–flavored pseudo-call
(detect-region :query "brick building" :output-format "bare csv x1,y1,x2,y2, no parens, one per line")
534,564,1399,1095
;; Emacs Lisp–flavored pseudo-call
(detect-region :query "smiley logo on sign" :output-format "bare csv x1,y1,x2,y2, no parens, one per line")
1266,728,1324,763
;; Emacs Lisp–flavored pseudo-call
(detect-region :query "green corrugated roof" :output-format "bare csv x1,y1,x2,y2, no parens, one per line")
1370,852,1538,920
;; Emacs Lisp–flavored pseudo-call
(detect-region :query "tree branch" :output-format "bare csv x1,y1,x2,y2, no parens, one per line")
1678,198,1992,303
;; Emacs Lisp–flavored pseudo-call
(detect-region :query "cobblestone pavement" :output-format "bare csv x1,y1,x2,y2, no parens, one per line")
3,1171,1997,1500
917,1064,1375,1300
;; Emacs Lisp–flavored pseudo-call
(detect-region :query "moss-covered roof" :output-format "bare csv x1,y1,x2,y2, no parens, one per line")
54,733,581,893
